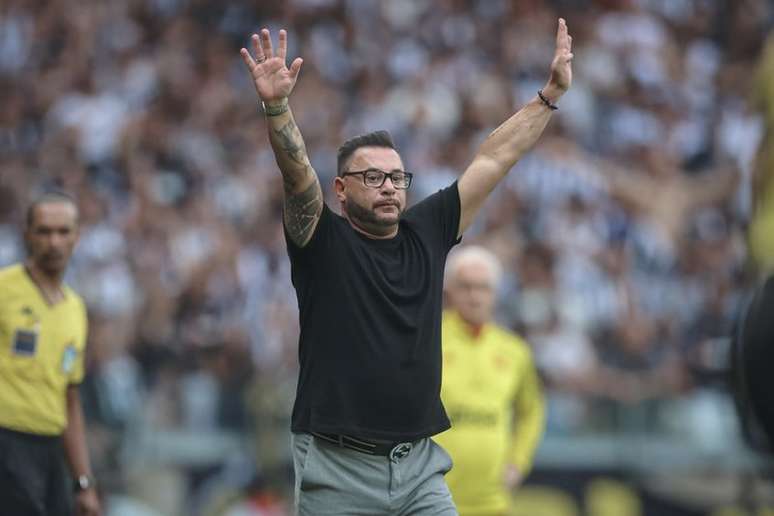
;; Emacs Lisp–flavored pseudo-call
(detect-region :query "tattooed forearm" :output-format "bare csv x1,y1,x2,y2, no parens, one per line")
284,177,323,247
272,119,308,167
282,169,305,192
269,116,314,194
264,102,322,246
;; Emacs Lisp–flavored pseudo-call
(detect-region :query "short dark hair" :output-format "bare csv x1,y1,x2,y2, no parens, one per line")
336,130,397,176
26,191,78,228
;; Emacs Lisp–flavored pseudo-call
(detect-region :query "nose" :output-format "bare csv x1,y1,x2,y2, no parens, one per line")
48,233,64,246
380,176,397,193
46,231,70,251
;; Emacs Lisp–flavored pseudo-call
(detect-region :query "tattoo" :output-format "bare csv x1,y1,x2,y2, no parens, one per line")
273,120,307,166
284,177,323,247
267,112,321,245
281,165,308,192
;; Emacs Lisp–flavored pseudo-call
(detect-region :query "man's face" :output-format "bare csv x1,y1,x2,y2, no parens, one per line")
447,260,497,327
25,202,79,276
335,146,407,236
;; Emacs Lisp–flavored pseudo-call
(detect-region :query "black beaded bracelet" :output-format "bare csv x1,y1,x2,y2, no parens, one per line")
537,89,559,111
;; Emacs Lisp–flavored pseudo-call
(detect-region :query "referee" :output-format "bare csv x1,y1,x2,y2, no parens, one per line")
0,193,100,515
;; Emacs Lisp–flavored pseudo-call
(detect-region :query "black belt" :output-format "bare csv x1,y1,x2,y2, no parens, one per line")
311,432,416,460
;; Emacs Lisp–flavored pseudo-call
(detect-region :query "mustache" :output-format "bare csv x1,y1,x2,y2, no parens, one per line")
373,199,400,208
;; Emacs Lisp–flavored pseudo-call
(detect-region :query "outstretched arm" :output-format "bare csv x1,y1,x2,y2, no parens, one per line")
240,29,323,247
539,136,659,211
457,18,573,237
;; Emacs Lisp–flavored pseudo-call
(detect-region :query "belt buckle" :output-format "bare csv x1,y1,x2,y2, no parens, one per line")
389,442,413,461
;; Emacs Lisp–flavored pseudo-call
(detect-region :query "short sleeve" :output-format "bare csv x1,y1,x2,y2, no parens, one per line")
69,299,88,384
403,181,462,251
283,203,335,264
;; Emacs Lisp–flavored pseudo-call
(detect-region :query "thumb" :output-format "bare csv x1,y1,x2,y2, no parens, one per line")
289,58,303,81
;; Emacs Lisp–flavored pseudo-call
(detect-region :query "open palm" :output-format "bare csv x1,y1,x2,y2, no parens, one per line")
240,29,303,102
548,18,573,93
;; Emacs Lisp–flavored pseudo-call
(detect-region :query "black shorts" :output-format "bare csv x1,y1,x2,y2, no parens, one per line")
0,426,73,516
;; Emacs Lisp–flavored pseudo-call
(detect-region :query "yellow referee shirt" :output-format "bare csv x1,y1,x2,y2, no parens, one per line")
435,310,545,516
0,264,87,435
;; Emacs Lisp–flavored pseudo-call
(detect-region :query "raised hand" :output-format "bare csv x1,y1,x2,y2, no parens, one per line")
544,18,573,98
240,29,303,103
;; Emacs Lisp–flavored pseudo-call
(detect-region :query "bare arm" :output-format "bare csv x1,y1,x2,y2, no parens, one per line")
458,96,558,235
267,109,323,247
457,19,573,236
63,385,101,516
686,167,739,208
241,29,323,247
540,136,658,211
542,136,738,212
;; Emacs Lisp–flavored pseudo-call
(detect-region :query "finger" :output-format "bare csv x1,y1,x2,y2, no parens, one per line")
568,34,573,51
251,33,266,64
556,18,568,50
261,28,274,59
289,57,303,81
239,47,256,73
278,29,287,60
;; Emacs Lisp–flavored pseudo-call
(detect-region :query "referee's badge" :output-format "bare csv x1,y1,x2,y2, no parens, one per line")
13,329,38,355
61,343,78,374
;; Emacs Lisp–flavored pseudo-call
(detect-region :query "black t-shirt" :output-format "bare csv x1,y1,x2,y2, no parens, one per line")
285,182,461,441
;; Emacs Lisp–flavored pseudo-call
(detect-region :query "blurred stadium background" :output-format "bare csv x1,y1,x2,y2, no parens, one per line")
2,0,774,515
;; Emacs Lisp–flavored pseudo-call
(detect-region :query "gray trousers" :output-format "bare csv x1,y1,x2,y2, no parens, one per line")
292,432,458,516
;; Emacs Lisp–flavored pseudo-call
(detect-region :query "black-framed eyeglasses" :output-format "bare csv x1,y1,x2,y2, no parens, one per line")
341,168,413,189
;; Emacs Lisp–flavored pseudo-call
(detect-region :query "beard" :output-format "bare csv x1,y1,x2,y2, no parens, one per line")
37,252,68,275
344,196,402,231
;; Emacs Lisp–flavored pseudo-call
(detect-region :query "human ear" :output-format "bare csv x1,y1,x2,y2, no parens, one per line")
334,177,346,203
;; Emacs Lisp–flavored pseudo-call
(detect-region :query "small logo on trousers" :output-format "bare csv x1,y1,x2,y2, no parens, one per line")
389,442,412,461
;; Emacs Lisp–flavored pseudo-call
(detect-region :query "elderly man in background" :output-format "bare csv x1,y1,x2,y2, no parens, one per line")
435,246,545,516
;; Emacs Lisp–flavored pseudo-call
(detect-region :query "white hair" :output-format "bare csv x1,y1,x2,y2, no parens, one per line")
445,245,502,287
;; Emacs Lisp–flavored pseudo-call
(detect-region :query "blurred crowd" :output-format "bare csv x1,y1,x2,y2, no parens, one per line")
1,0,772,514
